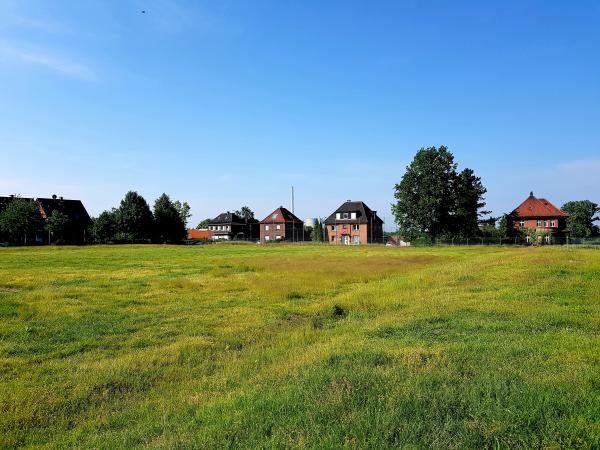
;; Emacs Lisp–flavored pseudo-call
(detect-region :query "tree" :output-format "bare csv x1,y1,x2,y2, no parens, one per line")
392,146,487,239
392,146,457,238
173,200,191,227
0,197,41,245
561,200,600,238
453,168,488,237
117,191,154,242
92,210,118,243
311,219,324,242
235,206,255,220
196,218,210,229
46,210,69,244
153,193,186,243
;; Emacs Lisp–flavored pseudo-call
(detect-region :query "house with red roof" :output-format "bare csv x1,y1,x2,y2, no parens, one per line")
259,206,305,242
508,192,568,238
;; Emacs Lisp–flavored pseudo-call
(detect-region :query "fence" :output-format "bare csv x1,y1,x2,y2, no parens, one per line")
186,236,600,247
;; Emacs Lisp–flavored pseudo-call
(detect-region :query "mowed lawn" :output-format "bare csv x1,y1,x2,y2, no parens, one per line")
0,244,599,449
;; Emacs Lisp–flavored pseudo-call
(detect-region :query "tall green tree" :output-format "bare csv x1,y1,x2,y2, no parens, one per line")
453,168,488,237
0,197,41,244
561,200,600,237
117,191,154,241
311,219,324,242
46,210,70,244
235,206,255,220
153,193,186,243
392,146,458,238
173,200,191,227
92,210,119,243
392,146,487,239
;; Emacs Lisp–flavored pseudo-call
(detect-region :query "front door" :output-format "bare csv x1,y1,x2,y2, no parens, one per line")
342,235,350,245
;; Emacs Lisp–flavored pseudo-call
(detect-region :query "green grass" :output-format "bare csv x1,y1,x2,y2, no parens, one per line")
0,244,599,449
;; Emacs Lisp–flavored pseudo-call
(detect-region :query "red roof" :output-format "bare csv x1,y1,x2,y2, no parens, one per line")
259,206,303,224
510,193,568,218
187,229,208,239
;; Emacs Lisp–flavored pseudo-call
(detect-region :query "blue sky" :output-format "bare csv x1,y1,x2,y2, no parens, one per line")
1,0,599,229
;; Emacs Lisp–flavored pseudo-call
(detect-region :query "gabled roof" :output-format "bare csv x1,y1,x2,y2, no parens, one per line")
0,196,36,214
324,200,383,225
209,212,258,225
37,197,91,224
509,192,568,218
259,206,302,224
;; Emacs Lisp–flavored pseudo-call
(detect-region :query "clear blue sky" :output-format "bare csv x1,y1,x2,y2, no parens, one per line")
1,0,599,229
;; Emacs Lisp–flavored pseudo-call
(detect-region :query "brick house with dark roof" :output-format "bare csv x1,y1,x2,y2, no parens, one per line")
259,207,305,242
324,200,383,244
508,192,568,238
207,212,259,241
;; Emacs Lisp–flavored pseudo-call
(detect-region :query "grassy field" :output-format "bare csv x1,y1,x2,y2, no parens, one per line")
0,244,599,449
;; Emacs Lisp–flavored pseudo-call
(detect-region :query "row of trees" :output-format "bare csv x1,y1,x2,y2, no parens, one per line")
392,146,599,240
93,192,190,243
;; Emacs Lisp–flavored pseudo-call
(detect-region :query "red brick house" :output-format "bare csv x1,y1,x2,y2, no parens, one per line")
324,200,383,245
259,207,305,242
508,192,568,238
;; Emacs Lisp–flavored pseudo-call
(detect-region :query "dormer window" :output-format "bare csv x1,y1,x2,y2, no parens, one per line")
336,213,341,220
351,212,356,219
342,212,349,219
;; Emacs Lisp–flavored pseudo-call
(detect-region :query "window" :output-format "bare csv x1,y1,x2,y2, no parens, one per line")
265,225,270,231
352,236,360,244
336,213,341,220
353,224,359,231
537,220,542,227
331,225,336,231
551,219,556,227
275,235,282,240
331,236,336,242
265,235,270,241
545,220,549,228
351,212,356,219
342,212,349,219
519,220,525,228
276,224,281,230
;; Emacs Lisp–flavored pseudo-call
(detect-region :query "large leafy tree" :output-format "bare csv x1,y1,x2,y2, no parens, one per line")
453,168,488,237
392,146,458,238
153,193,186,243
173,200,191,227
392,146,487,239
0,197,42,244
561,200,600,238
117,191,154,241
235,206,255,220
92,210,119,243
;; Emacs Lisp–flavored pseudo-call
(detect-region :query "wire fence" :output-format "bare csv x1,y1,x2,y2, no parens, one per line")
186,236,600,247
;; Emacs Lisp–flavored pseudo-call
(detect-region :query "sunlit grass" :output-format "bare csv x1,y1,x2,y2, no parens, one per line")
0,244,599,448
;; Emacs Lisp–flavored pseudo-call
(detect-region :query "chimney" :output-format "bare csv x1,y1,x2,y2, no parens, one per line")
529,191,534,197
59,196,63,201
52,194,57,200
346,199,351,202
